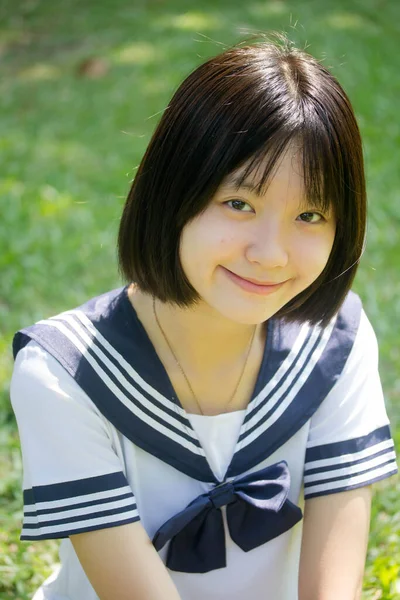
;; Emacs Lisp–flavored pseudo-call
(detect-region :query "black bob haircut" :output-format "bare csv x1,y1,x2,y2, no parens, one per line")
118,34,366,327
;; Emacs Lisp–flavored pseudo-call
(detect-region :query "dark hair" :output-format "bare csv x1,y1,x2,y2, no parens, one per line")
118,34,366,326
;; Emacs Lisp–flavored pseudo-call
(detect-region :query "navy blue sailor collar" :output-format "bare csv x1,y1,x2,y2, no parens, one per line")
13,285,362,485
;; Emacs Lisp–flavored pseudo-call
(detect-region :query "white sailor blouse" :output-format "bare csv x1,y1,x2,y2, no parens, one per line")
10,286,398,600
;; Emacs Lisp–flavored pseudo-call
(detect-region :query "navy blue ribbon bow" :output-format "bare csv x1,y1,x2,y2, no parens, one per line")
152,461,303,573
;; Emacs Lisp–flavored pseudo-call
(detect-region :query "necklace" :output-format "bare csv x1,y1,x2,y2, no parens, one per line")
152,296,257,415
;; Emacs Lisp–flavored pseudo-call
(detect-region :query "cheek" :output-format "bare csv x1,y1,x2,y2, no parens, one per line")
179,218,225,276
292,230,335,276
182,215,238,261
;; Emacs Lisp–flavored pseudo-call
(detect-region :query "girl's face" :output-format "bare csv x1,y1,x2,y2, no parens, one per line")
179,146,337,325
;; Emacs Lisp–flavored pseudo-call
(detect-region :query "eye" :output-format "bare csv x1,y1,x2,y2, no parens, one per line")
297,212,324,224
224,199,254,213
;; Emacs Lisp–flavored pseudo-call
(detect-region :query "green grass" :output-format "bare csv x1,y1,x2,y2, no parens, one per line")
0,0,399,598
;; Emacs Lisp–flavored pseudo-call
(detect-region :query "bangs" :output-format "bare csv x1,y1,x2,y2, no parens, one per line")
224,119,343,219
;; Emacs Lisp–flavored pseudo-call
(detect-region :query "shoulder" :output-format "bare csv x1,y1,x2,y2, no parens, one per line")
11,340,106,423
12,286,128,360
335,293,379,380
325,288,363,353
336,288,363,322
304,289,368,380
11,285,137,422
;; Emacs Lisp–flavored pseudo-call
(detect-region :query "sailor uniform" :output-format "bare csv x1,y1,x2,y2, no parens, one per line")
10,286,398,599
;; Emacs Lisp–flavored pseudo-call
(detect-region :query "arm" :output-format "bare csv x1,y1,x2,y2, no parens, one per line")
11,344,181,599
71,520,182,600
298,486,372,600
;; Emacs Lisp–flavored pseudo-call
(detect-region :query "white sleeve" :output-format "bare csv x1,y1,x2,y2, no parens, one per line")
304,310,398,499
10,341,140,540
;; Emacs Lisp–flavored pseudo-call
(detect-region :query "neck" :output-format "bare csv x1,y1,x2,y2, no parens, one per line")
128,285,264,375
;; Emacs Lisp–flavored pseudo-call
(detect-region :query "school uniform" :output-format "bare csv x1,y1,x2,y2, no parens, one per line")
10,285,398,600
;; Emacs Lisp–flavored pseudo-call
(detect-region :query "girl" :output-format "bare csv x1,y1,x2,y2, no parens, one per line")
11,35,398,600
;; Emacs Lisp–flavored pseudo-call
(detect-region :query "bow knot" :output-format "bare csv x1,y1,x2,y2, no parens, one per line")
152,461,302,573
209,481,235,508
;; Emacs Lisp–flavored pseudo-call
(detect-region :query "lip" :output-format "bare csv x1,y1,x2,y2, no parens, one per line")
221,267,287,296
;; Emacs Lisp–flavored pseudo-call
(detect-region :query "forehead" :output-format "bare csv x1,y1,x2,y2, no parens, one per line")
221,145,305,197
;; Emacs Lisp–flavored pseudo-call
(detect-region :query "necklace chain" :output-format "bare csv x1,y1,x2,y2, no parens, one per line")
152,296,257,416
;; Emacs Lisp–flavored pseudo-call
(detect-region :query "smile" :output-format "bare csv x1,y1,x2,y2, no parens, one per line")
221,267,287,296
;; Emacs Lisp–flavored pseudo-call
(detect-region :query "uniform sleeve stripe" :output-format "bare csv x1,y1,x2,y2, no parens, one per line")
304,459,397,491
304,462,398,499
304,439,394,471
21,511,140,540
20,471,140,541
305,425,391,462
304,451,397,485
23,471,128,504
305,445,395,476
24,491,133,517
23,484,133,512
24,495,136,523
23,501,138,530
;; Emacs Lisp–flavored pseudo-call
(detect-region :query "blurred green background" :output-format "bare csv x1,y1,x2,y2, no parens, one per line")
0,0,399,598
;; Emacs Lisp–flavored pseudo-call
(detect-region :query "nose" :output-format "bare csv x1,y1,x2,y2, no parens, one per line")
245,219,289,269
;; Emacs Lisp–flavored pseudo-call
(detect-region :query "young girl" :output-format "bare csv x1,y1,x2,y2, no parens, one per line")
11,36,398,600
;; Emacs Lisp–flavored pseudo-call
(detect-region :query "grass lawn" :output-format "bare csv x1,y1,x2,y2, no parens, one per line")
0,0,399,598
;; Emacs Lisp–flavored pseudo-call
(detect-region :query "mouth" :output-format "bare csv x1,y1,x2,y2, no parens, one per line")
221,267,287,296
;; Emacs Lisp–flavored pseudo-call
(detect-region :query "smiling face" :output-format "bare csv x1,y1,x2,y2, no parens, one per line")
179,146,337,325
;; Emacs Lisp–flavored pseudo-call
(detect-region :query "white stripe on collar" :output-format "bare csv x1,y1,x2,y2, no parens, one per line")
39,315,205,457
